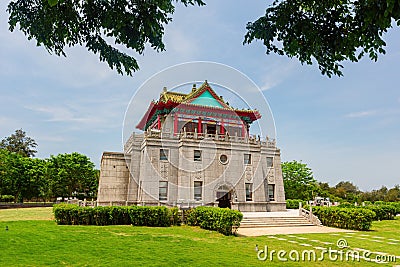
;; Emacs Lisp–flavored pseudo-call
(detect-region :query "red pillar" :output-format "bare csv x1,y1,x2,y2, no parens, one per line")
241,122,246,137
197,117,202,134
174,114,178,135
220,119,225,135
157,115,161,130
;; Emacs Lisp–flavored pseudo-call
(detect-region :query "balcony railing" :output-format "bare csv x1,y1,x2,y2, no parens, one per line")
143,129,276,147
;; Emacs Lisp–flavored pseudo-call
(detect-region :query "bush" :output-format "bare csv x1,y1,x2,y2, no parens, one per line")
186,206,243,236
128,206,170,227
364,205,396,220
369,201,400,215
337,202,354,208
286,199,306,209
53,204,175,227
387,202,400,215
312,206,375,231
0,195,14,203
169,207,181,226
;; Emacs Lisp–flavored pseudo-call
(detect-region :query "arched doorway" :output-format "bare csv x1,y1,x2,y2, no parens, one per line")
215,183,234,209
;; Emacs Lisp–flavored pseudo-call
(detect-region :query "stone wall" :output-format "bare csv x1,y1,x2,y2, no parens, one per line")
97,152,130,206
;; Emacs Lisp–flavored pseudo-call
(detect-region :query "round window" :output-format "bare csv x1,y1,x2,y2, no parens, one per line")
219,154,228,164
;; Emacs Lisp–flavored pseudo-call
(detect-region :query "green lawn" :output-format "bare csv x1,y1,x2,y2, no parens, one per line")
0,207,53,221
0,208,399,266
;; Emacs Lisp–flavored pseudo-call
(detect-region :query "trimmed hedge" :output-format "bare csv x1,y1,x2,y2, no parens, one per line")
53,204,179,226
286,199,306,209
186,206,243,236
387,202,400,215
364,205,396,220
372,201,400,216
312,206,375,231
337,202,353,208
337,202,397,220
53,205,242,236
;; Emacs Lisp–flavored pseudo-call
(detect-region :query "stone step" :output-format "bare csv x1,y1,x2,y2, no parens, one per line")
242,218,309,222
242,217,307,221
239,223,314,228
240,216,314,228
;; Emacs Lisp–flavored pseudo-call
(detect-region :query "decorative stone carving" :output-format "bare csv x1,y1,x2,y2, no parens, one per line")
159,162,169,180
193,171,203,180
245,166,253,181
267,173,275,183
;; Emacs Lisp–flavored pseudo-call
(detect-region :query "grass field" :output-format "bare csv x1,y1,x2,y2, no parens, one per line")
0,207,53,221
0,208,399,266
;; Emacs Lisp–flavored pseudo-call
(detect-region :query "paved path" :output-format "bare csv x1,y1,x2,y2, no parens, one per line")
237,225,352,236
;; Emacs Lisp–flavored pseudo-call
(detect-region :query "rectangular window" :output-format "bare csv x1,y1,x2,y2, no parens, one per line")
194,150,202,161
159,181,168,201
194,181,203,201
160,149,168,161
266,157,274,168
268,184,275,201
244,153,251,164
245,183,253,201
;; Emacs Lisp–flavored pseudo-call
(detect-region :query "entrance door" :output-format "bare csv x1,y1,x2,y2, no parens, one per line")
217,191,231,209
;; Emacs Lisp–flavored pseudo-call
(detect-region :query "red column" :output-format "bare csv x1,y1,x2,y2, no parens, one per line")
174,114,178,135
197,117,202,134
241,122,246,137
157,115,161,130
220,119,225,135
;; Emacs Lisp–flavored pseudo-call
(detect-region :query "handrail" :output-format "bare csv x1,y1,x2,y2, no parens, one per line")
300,207,322,226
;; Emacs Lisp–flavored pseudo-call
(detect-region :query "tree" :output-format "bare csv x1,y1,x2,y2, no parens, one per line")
244,0,400,77
0,149,31,202
333,181,360,202
315,182,332,198
0,129,37,157
47,152,98,198
7,1,398,77
358,185,400,202
24,157,49,201
0,149,98,202
281,160,317,200
7,0,205,76
385,185,400,202
0,149,11,197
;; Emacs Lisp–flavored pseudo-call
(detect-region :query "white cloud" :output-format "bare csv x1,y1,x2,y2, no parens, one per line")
345,110,377,118
36,135,67,143
25,97,126,131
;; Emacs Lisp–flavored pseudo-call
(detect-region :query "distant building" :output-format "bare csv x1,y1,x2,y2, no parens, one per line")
97,81,286,211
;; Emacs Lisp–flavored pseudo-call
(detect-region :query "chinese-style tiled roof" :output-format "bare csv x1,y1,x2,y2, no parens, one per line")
182,81,231,109
160,90,187,103
136,81,261,130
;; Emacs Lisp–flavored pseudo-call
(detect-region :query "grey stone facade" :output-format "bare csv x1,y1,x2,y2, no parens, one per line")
98,131,286,211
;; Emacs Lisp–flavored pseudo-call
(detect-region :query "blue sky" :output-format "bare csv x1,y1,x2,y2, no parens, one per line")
1,1,399,190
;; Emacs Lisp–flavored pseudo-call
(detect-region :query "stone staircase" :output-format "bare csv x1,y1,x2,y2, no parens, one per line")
240,215,314,228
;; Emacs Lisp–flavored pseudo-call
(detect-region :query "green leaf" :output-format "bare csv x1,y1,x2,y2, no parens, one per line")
48,0,58,7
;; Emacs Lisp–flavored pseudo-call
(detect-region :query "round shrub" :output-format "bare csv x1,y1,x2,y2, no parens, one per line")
186,206,243,235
